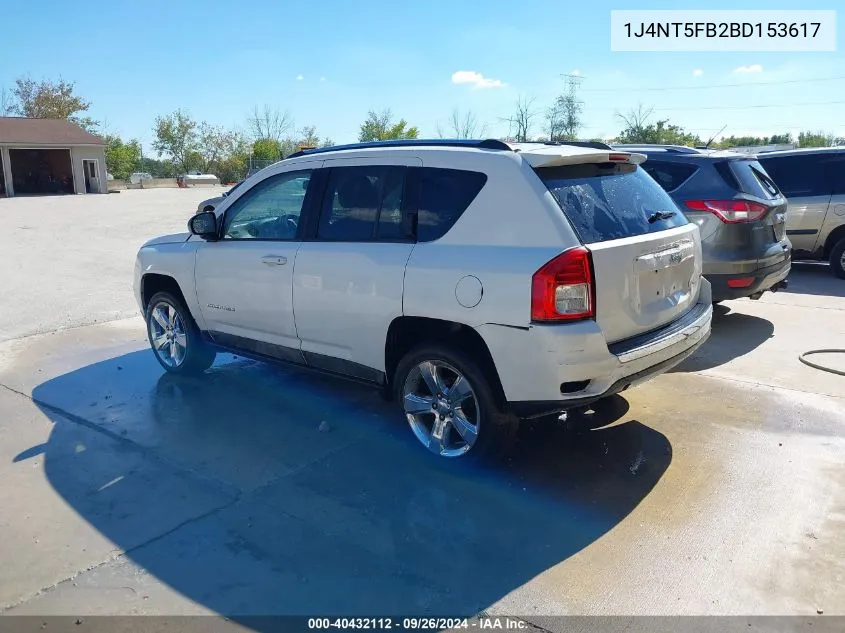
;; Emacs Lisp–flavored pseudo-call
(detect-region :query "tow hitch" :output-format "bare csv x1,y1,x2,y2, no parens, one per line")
751,279,789,300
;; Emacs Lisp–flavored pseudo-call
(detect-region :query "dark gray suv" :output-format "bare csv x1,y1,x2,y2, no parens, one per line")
615,145,791,302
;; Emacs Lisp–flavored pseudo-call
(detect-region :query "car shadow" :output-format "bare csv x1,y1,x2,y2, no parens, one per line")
23,350,671,623
783,262,845,298
670,303,774,372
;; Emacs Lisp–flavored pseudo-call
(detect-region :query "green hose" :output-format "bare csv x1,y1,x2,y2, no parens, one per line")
799,349,845,377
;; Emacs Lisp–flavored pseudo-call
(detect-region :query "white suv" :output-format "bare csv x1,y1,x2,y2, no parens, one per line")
133,139,712,460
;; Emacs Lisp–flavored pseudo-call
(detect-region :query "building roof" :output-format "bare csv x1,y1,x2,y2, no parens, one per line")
0,117,105,146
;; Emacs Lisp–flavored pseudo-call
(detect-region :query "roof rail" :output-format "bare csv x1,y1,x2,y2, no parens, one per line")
613,144,700,154
512,140,614,151
286,138,511,159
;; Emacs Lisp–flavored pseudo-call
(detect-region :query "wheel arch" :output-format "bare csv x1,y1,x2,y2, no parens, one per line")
823,224,845,258
141,273,190,314
384,316,506,406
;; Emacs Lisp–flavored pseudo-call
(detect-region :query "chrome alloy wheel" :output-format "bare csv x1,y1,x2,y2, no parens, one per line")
402,360,480,457
148,301,188,368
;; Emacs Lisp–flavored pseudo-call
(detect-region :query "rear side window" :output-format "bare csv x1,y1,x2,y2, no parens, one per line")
537,164,688,244
758,155,834,197
725,159,780,200
641,160,698,192
318,166,406,241
414,168,487,242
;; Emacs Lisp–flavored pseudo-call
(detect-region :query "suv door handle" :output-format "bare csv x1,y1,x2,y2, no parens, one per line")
261,255,288,266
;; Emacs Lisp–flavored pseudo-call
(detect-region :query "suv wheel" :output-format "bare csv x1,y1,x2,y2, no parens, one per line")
394,344,517,459
830,238,845,279
145,291,216,375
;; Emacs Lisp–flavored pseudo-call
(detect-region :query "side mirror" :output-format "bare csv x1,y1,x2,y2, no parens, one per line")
188,211,219,240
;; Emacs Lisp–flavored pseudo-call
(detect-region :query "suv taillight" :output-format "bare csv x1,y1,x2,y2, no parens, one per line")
531,246,595,322
684,199,769,223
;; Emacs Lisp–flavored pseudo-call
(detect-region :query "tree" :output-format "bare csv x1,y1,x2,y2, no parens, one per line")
358,109,419,141
294,125,333,148
152,109,198,175
614,105,701,146
504,96,537,142
9,76,97,131
104,135,141,180
0,87,14,116
546,77,582,141
436,108,487,139
797,130,841,148
769,133,793,145
252,138,283,161
196,123,241,174
247,104,292,143
716,133,795,149
139,156,176,178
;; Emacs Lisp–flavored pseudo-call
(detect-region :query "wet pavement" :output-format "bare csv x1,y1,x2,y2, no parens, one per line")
0,194,844,628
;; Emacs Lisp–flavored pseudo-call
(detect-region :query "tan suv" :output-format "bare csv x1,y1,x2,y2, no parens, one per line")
758,148,845,278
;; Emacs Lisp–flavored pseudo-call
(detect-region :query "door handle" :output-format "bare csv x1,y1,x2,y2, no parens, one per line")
261,255,288,266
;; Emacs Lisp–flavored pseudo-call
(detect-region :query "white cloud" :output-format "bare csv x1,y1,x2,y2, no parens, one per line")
570,69,581,76
733,64,763,74
296,74,304,81
319,76,326,82
451,70,505,89
692,69,704,77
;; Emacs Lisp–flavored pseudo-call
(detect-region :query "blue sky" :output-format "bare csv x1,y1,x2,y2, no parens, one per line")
2,0,843,154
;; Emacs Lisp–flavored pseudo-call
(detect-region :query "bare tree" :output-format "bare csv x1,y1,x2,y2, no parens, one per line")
246,104,293,142
503,96,537,142
615,104,655,142
0,87,14,115
547,76,583,141
437,108,487,139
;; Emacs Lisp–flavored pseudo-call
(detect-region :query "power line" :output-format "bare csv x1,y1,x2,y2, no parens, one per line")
651,99,845,112
580,74,845,93
581,99,845,113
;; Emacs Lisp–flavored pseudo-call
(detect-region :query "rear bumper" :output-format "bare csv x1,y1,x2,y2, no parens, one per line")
509,330,708,418
477,280,713,418
707,256,791,301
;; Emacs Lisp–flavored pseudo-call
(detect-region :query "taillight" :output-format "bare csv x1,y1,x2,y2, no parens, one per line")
684,199,769,223
531,246,595,322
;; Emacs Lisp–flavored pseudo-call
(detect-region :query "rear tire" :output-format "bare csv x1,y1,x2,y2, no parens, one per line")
830,238,845,280
145,291,216,375
393,344,517,461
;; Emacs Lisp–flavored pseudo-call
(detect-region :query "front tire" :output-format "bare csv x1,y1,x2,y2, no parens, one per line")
145,291,215,375
394,344,517,460
830,238,845,280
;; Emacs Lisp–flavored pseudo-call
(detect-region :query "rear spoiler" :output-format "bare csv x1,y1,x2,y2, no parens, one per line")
519,150,647,169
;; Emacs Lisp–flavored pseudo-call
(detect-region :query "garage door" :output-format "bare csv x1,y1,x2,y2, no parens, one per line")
9,148,74,195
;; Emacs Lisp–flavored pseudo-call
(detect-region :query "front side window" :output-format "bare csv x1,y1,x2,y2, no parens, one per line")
223,170,312,240
318,166,406,241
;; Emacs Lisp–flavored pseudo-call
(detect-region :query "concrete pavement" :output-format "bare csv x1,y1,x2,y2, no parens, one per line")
0,192,844,629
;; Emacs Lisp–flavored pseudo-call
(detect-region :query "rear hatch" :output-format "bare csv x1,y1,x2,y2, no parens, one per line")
535,157,702,344
713,157,789,268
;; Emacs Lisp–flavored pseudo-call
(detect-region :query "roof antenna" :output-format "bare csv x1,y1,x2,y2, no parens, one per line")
704,124,727,149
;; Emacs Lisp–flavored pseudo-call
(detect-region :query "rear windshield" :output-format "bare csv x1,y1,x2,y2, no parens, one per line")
722,159,781,200
536,163,688,244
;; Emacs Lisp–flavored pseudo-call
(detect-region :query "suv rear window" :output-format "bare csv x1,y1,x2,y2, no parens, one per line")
536,163,688,244
723,159,781,200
